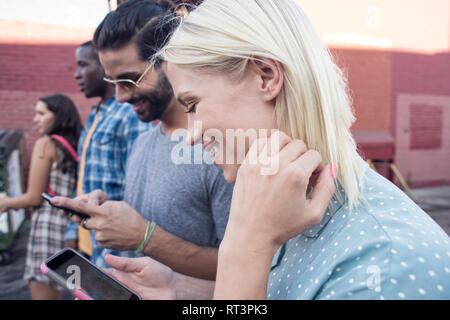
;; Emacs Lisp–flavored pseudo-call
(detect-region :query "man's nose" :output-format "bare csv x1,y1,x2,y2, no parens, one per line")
74,68,81,79
115,85,133,103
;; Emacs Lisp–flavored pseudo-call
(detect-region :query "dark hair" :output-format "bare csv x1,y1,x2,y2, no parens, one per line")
39,94,83,174
170,0,203,7
135,10,180,67
93,0,175,63
79,40,95,50
78,40,101,64
135,1,203,65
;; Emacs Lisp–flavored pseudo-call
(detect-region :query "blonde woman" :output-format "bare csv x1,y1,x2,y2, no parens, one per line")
104,0,449,300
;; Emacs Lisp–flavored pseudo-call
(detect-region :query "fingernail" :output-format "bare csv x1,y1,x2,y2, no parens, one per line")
52,197,61,205
330,164,337,179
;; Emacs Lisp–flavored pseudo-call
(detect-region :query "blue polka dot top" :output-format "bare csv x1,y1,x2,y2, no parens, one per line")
267,162,450,300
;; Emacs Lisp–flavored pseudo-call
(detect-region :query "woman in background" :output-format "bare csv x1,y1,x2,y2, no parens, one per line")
0,94,82,299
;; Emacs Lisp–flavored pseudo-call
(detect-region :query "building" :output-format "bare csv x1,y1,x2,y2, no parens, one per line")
0,0,449,188
0,0,109,181
299,0,450,188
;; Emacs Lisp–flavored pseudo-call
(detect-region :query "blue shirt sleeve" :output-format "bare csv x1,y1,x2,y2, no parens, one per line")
64,221,79,241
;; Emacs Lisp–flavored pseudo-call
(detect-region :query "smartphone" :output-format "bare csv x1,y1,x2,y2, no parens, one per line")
41,248,141,300
41,192,90,220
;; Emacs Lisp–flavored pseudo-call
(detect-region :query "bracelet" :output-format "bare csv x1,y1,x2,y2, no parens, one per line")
136,221,156,253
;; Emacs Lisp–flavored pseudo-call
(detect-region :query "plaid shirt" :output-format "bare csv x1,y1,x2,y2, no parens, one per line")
65,96,150,268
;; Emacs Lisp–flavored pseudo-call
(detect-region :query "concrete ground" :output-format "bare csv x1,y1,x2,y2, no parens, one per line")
411,186,450,236
0,219,71,300
0,186,448,300
0,219,30,300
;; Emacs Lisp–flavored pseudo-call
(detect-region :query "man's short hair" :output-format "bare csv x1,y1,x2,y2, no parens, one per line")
79,40,95,49
78,41,101,64
93,0,175,63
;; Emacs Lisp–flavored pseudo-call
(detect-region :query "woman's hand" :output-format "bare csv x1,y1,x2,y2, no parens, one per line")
224,131,336,252
104,254,216,300
0,196,11,214
215,131,336,299
104,254,177,300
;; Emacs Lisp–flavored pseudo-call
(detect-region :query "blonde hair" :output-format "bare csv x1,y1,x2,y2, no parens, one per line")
160,0,366,209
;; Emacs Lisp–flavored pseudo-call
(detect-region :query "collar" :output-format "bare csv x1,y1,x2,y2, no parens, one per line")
270,186,347,270
92,95,117,113
303,187,346,239
303,160,369,238
271,243,286,270
270,161,371,270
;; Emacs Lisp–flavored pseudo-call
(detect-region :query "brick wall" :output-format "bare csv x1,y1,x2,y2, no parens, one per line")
410,104,443,151
332,48,392,131
298,0,450,187
1,1,449,189
0,19,98,184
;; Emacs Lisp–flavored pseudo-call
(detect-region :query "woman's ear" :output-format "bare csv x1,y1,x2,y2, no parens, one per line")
250,57,284,102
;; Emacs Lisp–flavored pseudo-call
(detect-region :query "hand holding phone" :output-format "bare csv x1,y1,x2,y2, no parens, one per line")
41,193,90,220
41,248,141,300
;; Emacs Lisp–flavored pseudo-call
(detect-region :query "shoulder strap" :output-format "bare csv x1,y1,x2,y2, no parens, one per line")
47,186,56,197
50,134,79,162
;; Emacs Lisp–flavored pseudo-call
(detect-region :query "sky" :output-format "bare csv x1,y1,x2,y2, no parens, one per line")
0,0,109,28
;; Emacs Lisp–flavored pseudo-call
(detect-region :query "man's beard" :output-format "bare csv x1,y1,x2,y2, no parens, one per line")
129,71,174,123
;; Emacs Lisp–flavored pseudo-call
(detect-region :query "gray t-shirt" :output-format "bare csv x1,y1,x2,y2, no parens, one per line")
123,123,233,250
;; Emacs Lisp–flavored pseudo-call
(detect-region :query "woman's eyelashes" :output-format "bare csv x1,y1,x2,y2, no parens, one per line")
185,103,197,114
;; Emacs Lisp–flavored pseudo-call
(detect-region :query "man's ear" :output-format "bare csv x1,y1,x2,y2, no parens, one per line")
250,57,284,102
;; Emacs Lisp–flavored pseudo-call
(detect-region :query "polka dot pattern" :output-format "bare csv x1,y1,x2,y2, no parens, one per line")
267,163,450,300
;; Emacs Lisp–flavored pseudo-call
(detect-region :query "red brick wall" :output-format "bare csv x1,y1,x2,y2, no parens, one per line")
1,1,449,188
331,48,450,187
409,104,443,150
298,0,450,187
332,48,392,131
0,44,81,93
0,21,98,185
391,50,450,136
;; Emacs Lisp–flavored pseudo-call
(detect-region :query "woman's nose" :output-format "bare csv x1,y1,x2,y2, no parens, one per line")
186,119,203,146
